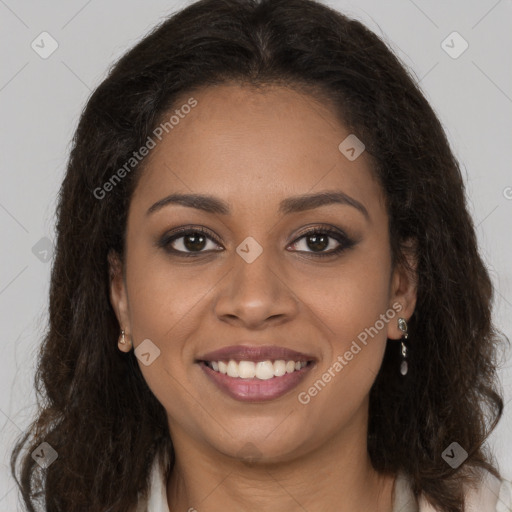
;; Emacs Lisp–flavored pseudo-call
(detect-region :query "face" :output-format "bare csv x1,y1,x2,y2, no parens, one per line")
110,83,416,464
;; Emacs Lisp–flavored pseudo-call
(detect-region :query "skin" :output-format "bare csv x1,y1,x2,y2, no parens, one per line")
109,83,417,512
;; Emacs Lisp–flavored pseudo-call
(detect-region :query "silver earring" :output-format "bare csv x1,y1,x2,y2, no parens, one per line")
397,317,408,376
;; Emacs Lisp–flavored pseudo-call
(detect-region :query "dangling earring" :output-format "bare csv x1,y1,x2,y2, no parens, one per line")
118,329,132,350
397,318,409,376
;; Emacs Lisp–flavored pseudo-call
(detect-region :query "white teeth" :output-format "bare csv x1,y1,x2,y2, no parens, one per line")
255,361,274,380
238,361,256,378
227,360,239,378
206,359,308,379
273,360,286,377
218,361,228,374
286,360,296,373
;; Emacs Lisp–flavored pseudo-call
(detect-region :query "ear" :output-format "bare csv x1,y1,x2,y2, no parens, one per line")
108,249,131,352
387,239,417,340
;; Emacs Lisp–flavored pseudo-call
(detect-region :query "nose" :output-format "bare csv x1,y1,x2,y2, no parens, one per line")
213,245,300,329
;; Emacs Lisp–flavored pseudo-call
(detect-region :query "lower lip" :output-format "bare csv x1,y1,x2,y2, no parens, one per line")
198,362,314,402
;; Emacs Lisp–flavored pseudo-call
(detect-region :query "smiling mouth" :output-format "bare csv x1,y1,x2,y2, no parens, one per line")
199,359,314,379
194,344,317,401
196,358,316,402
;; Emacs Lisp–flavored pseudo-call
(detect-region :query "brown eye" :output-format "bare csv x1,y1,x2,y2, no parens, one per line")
158,227,223,256
288,227,355,257
177,232,208,252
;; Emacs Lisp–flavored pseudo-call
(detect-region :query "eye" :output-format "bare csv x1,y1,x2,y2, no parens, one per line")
158,227,222,257
288,226,355,257
157,224,356,258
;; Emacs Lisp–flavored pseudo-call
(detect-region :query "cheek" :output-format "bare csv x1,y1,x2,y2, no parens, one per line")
325,267,392,351
125,250,211,343
124,254,207,418
296,241,392,350
297,241,392,390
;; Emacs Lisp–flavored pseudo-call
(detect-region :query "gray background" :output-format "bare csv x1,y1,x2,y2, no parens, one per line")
1,0,511,508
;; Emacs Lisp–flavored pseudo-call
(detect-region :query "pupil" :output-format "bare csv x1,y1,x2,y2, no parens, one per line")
308,234,328,252
184,234,206,251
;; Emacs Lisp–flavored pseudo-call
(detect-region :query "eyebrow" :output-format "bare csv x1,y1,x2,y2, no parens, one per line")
146,190,370,220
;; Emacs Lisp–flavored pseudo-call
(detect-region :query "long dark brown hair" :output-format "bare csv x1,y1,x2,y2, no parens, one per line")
11,0,507,510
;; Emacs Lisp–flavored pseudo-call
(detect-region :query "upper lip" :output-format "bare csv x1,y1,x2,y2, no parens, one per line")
196,344,316,363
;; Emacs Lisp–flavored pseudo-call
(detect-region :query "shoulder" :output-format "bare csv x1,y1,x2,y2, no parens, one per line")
417,470,512,512
495,478,512,511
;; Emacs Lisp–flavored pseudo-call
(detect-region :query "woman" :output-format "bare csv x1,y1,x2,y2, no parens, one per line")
11,0,512,510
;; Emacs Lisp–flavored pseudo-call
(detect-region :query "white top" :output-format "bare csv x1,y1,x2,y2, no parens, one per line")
136,451,512,512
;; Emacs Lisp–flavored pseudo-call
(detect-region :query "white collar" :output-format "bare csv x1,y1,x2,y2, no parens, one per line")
136,450,170,512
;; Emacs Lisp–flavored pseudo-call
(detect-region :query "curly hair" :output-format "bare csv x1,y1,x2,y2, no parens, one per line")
11,0,507,511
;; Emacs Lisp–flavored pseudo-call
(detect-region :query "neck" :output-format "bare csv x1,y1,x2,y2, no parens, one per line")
166,416,396,512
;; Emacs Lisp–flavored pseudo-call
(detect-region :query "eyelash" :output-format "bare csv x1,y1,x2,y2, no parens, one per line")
157,225,355,259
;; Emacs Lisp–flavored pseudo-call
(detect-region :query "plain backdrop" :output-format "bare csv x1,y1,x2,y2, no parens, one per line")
1,0,511,508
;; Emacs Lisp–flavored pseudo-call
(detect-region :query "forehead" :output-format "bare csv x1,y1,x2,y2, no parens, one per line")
130,83,385,220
